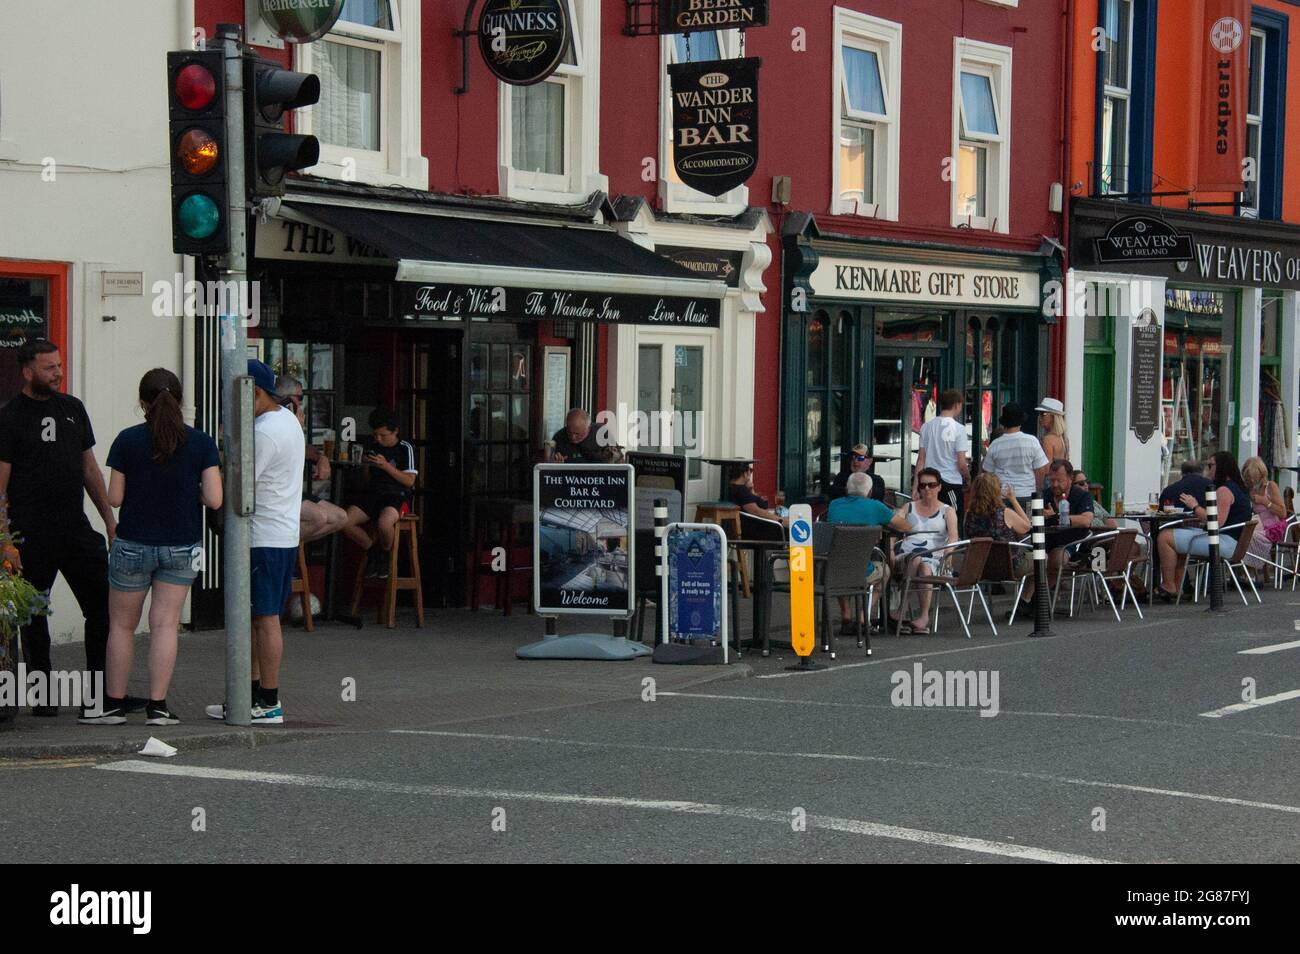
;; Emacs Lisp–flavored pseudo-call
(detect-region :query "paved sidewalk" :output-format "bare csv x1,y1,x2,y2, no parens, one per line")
0,610,751,758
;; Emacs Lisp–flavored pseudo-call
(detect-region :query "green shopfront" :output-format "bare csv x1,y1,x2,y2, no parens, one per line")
781,223,1055,502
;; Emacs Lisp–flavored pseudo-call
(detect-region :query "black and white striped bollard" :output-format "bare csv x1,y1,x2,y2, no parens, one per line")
1205,488,1225,612
1028,492,1055,638
654,498,668,643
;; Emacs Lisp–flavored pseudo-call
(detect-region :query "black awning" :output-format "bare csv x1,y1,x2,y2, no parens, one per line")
282,200,727,327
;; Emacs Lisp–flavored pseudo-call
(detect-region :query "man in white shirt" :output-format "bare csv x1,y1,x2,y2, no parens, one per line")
915,389,970,525
982,402,1049,509
211,361,304,726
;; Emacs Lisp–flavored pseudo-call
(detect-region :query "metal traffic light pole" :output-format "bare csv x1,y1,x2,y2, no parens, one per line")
218,22,253,727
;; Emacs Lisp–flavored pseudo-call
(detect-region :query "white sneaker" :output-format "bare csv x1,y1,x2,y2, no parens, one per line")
251,701,284,725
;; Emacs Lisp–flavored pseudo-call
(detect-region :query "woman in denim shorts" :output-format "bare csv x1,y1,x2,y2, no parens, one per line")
84,370,222,726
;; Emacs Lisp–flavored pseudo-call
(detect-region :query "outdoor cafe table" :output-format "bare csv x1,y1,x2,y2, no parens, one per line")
728,537,786,656
1116,509,1193,604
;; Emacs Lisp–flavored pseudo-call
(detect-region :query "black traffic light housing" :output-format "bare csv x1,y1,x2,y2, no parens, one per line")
167,49,229,255
245,58,321,199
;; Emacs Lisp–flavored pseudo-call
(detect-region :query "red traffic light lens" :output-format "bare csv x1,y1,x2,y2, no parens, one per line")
177,128,219,176
175,63,217,110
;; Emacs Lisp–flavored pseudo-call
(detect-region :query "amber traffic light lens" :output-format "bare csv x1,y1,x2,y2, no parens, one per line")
177,128,219,176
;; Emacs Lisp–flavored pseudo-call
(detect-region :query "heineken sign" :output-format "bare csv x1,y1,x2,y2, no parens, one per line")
660,0,769,35
1094,215,1194,264
478,0,571,86
258,0,345,43
666,57,761,197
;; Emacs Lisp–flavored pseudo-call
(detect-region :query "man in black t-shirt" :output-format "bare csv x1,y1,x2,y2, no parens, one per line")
0,340,119,718
1159,460,1213,508
548,408,613,463
342,408,418,579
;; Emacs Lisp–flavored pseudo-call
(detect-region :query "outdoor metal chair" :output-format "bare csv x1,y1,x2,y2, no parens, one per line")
896,537,995,639
979,539,1033,625
1179,519,1260,606
1076,528,1144,622
1269,515,1300,591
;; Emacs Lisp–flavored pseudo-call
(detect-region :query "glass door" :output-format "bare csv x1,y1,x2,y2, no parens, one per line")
873,349,943,492
636,336,713,503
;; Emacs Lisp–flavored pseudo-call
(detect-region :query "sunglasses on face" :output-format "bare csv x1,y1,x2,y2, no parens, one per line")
918,481,940,490
852,455,869,462
1073,480,1088,488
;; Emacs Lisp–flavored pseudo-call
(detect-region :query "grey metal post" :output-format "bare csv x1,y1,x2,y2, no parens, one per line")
1206,488,1225,612
1028,493,1055,637
219,23,252,726
653,498,667,644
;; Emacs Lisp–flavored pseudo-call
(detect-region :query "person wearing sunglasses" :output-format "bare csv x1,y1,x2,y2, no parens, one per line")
890,466,958,634
827,443,885,502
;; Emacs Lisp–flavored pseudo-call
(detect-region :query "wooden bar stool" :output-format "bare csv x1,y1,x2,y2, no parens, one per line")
350,513,424,629
695,502,749,596
289,540,314,632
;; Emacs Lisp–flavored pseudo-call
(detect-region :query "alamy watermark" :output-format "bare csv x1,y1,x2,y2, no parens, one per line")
151,273,260,324
890,663,1000,718
0,665,103,711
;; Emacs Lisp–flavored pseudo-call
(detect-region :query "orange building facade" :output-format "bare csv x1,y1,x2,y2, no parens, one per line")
1062,0,1300,507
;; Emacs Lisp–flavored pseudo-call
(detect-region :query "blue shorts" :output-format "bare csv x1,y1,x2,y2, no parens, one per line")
1171,527,1237,559
109,538,200,591
251,546,298,617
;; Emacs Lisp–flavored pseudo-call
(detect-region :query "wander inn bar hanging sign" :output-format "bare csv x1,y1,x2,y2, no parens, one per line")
660,0,769,35
667,57,761,197
478,0,571,86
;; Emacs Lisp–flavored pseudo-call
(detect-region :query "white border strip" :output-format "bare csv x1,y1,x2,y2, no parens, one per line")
1200,689,1300,718
1239,640,1300,655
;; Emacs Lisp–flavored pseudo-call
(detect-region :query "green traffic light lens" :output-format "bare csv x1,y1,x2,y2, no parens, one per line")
178,193,220,239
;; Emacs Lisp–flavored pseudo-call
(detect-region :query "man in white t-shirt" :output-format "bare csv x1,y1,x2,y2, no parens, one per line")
915,388,971,525
210,360,304,727
982,402,1049,509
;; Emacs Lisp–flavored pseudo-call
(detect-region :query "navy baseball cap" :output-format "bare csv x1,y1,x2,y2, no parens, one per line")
247,359,278,396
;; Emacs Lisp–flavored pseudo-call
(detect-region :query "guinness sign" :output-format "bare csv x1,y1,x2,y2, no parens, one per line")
667,57,761,197
478,0,571,86
660,0,769,35
1094,216,1194,264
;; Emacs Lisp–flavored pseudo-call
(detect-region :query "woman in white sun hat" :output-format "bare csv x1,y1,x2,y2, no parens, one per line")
1036,397,1070,465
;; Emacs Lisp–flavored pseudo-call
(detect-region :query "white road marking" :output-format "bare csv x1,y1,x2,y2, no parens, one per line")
657,690,1198,729
95,759,1110,864
1200,689,1300,719
392,729,1300,816
1239,639,1300,655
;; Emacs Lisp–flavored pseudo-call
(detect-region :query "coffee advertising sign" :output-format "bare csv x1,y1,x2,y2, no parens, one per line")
666,57,761,197
660,0,768,35
478,0,571,86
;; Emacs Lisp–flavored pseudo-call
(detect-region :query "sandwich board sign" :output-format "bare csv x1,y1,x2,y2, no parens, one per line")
519,464,649,660
655,523,728,665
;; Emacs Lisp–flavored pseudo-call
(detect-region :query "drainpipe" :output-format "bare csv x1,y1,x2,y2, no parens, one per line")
1050,0,1075,402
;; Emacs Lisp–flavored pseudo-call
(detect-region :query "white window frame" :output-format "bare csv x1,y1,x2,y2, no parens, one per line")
1243,27,1266,217
1100,0,1133,195
951,37,1012,233
658,29,749,215
498,0,605,204
831,7,901,220
293,0,427,190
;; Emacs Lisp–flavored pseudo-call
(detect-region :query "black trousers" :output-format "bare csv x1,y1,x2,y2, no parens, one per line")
941,481,965,532
15,517,109,684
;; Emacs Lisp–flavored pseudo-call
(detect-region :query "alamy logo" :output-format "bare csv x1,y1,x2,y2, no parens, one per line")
890,663,1000,718
0,666,102,710
49,884,151,934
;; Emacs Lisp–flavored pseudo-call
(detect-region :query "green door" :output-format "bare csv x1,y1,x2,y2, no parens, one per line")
1082,309,1115,506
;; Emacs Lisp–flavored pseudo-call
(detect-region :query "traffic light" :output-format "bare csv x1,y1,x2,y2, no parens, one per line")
245,58,320,199
167,49,228,255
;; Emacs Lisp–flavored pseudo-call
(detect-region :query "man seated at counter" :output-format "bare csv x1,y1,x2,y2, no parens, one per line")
828,443,885,501
341,408,418,579
546,408,614,463
727,462,785,522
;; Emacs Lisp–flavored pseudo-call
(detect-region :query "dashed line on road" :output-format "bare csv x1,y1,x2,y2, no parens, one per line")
392,729,1300,817
1238,639,1300,655
1199,689,1300,719
95,759,1111,864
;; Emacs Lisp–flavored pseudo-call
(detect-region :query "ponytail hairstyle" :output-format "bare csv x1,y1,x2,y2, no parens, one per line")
139,368,187,463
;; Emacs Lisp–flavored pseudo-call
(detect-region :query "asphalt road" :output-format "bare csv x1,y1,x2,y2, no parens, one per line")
3,600,1299,864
